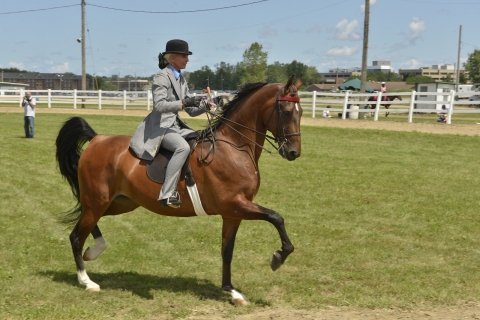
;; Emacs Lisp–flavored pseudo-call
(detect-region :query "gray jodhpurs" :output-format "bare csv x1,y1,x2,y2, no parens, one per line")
158,130,191,200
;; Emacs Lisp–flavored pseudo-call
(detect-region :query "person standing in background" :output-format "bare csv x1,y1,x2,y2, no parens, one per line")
22,91,36,138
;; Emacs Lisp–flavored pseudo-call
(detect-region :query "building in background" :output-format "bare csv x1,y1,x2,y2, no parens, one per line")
1,72,82,90
398,64,463,82
367,61,394,73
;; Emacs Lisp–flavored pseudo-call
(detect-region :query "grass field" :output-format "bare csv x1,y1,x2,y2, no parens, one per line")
2,112,480,319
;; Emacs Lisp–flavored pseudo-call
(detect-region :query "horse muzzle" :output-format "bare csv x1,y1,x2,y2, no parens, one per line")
279,145,301,161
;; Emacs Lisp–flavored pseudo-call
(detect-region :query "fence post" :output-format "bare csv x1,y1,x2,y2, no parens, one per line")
73,89,77,109
123,90,127,110
342,91,349,119
408,91,415,123
147,89,151,111
311,91,317,118
374,92,382,121
98,90,102,109
447,90,455,124
19,89,24,107
48,89,51,108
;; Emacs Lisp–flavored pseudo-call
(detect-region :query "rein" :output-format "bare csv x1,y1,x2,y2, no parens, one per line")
197,86,300,163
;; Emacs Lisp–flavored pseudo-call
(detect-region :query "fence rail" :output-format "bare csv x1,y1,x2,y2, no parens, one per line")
1,88,479,124
0,89,230,111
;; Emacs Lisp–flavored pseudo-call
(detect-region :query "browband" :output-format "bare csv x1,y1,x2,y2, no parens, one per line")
278,96,300,102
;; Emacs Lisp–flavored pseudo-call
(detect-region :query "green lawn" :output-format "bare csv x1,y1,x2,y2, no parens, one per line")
1,112,480,319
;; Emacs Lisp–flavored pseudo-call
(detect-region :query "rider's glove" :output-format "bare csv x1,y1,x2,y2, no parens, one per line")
182,96,202,108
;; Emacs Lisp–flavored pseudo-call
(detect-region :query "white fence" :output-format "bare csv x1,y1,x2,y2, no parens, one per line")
0,89,230,111
300,90,480,124
1,88,479,124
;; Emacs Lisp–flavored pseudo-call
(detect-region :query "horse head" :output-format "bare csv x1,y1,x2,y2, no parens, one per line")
269,75,303,161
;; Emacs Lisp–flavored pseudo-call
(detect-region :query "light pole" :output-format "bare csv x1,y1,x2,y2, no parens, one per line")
221,76,224,91
57,74,64,90
207,76,209,88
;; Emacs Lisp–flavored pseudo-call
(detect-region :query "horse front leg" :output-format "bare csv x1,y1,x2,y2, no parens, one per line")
385,105,390,117
259,206,295,271
221,217,248,306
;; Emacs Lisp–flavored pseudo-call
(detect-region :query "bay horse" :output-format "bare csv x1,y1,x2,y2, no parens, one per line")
368,95,402,117
55,76,303,305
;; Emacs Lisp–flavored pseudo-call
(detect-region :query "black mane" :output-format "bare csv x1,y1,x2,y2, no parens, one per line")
206,82,268,132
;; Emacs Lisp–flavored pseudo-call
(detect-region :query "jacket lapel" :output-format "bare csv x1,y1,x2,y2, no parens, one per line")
166,68,182,100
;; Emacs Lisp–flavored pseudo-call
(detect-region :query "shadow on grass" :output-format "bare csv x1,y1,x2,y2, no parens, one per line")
39,270,227,301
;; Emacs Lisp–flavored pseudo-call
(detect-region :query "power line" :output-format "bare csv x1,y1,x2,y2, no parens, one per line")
87,1,268,14
0,4,79,15
462,41,480,49
88,0,352,36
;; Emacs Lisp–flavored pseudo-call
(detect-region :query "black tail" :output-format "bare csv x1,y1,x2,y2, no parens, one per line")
56,117,97,225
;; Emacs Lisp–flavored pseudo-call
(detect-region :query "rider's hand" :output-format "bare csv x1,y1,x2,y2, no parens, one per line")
182,96,202,108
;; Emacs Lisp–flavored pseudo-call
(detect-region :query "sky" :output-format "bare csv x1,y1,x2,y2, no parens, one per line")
1,0,479,78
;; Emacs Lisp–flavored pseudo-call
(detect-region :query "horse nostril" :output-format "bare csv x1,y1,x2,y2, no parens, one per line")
289,150,298,159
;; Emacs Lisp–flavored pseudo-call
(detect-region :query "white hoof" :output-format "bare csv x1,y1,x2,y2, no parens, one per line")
78,270,100,292
226,289,248,306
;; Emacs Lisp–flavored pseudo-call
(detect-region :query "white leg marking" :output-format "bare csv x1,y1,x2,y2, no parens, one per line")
224,289,248,306
77,270,100,292
83,237,107,261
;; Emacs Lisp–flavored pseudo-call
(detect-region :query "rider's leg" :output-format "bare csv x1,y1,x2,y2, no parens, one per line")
158,131,190,206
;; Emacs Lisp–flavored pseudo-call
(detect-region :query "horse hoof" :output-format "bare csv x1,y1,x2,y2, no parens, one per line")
231,289,248,306
270,251,283,271
233,297,248,306
85,285,100,292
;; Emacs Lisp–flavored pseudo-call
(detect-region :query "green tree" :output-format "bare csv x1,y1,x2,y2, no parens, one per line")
266,61,287,84
464,49,480,84
237,42,268,85
214,62,237,90
405,73,434,85
284,60,319,88
184,66,215,90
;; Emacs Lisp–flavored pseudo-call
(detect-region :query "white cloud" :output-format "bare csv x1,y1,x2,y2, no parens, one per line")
360,0,377,12
50,62,70,73
9,62,25,69
306,24,322,34
326,46,359,56
119,44,128,48
334,19,360,40
216,42,250,52
409,17,425,42
258,26,278,38
399,59,422,69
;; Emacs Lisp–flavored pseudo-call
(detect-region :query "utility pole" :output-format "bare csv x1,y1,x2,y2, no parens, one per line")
81,0,86,107
455,25,462,90
360,0,370,96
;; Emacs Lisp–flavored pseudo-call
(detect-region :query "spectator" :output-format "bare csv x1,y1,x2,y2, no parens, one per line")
322,105,333,118
437,104,448,123
22,91,36,138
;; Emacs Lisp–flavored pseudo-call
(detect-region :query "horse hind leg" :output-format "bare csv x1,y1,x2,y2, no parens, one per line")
221,218,248,306
83,196,138,261
83,224,107,261
70,219,100,291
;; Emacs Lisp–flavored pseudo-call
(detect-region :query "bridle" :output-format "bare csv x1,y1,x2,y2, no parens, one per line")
197,85,301,163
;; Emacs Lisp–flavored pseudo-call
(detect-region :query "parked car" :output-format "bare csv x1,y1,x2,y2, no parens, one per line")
469,94,480,106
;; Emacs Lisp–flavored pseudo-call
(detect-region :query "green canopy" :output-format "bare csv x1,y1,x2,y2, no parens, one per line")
338,78,374,93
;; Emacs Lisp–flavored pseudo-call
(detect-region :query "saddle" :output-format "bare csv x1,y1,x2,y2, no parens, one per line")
145,132,199,187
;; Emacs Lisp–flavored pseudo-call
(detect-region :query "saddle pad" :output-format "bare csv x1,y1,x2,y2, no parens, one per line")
145,134,198,185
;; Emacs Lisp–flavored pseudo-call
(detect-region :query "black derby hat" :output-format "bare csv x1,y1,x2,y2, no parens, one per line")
162,39,192,55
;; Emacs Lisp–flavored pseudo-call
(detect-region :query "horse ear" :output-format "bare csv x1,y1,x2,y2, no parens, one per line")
294,75,302,90
283,75,295,95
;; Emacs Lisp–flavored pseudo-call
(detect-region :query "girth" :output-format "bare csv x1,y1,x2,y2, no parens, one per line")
145,132,199,187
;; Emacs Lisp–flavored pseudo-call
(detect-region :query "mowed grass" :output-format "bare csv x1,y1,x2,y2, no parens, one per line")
1,111,480,319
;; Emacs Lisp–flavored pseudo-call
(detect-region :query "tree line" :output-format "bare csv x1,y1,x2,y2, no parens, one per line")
183,42,319,91
2,47,479,91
